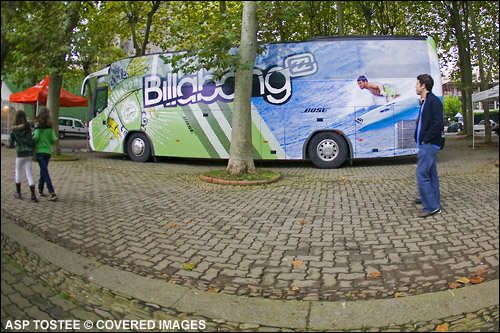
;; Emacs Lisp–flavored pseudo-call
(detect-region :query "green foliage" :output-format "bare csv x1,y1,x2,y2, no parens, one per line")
3,1,499,95
443,96,462,120
159,1,244,77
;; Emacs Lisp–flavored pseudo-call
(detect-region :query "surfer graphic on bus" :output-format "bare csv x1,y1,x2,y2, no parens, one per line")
354,75,405,129
356,75,400,103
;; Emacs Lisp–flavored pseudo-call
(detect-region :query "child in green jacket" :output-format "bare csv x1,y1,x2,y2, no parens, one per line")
8,110,38,202
33,107,58,201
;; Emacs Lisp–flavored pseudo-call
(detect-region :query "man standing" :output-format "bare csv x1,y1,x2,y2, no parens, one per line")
414,74,444,217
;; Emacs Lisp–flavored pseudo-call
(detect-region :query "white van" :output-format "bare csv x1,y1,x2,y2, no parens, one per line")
58,116,88,139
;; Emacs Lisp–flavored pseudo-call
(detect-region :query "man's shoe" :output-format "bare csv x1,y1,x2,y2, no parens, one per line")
47,193,57,202
417,208,441,218
413,198,422,204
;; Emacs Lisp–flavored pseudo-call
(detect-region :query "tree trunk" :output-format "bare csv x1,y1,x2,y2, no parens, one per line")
140,0,161,56
469,1,491,143
45,1,81,156
47,74,62,155
226,1,257,176
451,1,473,138
336,1,344,36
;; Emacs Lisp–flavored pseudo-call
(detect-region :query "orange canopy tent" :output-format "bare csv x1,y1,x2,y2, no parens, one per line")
9,75,88,108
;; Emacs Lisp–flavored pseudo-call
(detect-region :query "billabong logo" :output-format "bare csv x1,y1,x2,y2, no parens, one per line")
143,52,317,108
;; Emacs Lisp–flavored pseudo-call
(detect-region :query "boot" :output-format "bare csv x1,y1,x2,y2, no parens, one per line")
30,185,38,203
14,183,22,199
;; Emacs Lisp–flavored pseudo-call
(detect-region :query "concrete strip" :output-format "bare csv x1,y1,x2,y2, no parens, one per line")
173,288,309,329
309,281,499,330
90,264,187,308
2,215,498,330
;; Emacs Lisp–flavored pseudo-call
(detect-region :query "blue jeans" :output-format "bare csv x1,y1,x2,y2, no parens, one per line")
37,153,55,194
416,144,441,212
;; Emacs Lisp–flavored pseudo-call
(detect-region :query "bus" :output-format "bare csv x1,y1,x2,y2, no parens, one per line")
81,36,442,168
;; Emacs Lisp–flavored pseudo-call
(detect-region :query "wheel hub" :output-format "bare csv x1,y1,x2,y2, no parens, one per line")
317,139,338,161
131,138,146,156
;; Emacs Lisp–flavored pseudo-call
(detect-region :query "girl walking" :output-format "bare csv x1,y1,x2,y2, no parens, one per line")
8,110,38,202
33,107,58,201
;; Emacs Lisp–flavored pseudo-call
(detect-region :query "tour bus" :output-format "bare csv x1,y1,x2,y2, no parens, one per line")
81,36,442,168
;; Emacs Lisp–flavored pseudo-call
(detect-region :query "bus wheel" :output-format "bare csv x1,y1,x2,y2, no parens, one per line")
308,132,347,169
127,132,151,162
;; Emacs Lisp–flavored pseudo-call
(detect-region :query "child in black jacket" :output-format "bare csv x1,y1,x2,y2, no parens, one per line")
8,110,38,202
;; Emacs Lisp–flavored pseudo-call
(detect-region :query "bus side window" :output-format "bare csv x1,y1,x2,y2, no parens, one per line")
94,87,108,117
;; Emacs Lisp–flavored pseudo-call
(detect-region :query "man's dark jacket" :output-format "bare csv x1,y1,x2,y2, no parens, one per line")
415,91,444,148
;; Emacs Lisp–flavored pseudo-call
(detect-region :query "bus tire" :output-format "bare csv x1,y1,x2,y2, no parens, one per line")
126,132,152,162
308,132,347,169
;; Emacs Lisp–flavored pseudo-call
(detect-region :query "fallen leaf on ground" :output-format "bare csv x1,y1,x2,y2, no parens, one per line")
291,286,300,291
118,218,125,222
449,282,462,289
456,277,470,284
208,288,220,293
183,263,195,270
161,274,168,278
369,272,382,277
436,323,449,332
471,277,484,284
292,260,303,267
474,268,487,276
167,222,177,227
185,220,191,223
297,221,307,225
345,291,351,297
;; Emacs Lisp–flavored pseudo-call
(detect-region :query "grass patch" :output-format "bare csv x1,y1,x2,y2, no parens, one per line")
202,169,280,182
51,154,79,161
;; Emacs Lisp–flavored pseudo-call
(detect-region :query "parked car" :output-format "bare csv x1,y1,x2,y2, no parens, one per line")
446,122,463,133
473,119,497,132
58,117,88,139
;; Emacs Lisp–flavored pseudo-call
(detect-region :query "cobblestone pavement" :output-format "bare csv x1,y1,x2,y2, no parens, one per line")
1,134,499,331
1,247,499,332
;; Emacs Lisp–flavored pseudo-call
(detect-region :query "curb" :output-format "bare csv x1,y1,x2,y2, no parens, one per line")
1,215,498,331
199,174,281,186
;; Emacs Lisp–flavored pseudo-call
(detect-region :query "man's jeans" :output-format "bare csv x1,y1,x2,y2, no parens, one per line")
416,144,441,212
36,153,55,194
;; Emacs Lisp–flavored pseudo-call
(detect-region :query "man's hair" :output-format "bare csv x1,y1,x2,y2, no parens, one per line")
357,75,368,82
417,74,434,91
